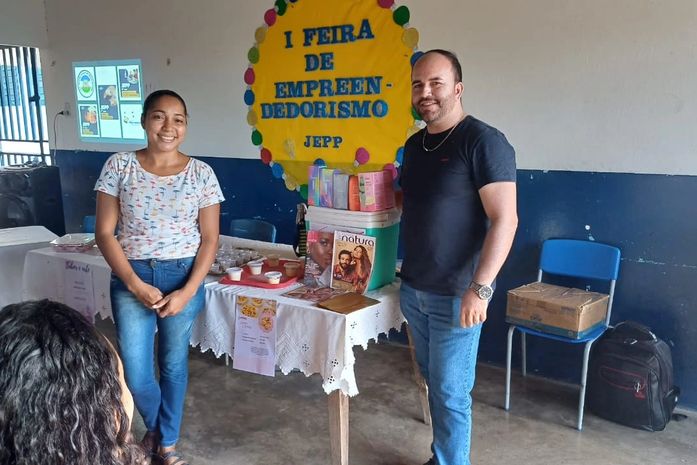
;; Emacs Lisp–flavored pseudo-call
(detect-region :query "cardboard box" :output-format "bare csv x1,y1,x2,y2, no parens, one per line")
506,282,609,339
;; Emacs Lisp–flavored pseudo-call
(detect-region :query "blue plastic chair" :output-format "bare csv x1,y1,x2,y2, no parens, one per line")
229,218,276,243
82,215,96,233
504,239,621,430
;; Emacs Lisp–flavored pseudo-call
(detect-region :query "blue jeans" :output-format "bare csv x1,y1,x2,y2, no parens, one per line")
111,257,204,447
400,281,482,465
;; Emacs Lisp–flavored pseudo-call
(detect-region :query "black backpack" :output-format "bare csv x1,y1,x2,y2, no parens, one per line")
587,321,680,431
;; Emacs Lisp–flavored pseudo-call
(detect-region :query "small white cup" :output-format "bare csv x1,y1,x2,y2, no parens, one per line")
248,261,263,275
264,271,283,285
226,267,242,281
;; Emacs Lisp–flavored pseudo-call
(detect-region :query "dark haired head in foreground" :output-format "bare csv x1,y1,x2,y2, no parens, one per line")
0,300,145,465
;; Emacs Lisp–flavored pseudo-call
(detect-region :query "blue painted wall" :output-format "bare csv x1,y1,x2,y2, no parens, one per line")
55,150,697,408
483,171,697,410
55,150,303,245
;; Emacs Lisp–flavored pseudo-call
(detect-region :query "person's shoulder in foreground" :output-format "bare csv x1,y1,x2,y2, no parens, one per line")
0,299,146,465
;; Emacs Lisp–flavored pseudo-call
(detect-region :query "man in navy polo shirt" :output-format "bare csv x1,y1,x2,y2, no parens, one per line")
400,49,518,465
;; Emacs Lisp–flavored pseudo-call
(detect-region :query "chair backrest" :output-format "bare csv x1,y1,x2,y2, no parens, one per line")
229,218,277,243
82,215,96,233
538,239,621,325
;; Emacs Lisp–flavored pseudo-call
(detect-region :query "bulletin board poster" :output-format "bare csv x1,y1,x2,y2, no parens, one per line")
73,59,145,143
244,0,421,195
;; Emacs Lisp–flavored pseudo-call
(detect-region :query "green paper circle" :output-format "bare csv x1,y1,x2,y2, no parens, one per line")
299,184,308,200
393,6,410,25
251,130,263,145
275,0,287,15
248,46,260,64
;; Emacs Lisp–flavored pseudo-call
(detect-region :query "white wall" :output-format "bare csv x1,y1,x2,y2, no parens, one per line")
42,0,264,158
36,0,697,175
407,0,697,175
0,0,48,48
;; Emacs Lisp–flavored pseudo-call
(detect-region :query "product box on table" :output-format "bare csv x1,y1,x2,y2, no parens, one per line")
319,168,337,208
332,171,350,210
307,165,321,206
506,282,609,339
305,206,400,291
358,170,395,212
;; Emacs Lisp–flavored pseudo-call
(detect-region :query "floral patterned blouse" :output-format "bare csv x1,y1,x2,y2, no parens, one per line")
95,151,224,260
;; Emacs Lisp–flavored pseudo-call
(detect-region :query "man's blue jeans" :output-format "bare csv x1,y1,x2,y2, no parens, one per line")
111,257,204,447
400,281,482,465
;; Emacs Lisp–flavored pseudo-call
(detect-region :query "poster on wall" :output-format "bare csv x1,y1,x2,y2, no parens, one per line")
74,67,96,101
243,0,420,198
78,104,99,137
117,65,142,100
72,59,145,144
120,103,145,139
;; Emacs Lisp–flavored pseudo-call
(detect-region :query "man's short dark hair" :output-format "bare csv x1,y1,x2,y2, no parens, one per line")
417,49,463,83
339,249,351,258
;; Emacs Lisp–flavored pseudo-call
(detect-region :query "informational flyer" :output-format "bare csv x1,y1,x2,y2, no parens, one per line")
120,103,144,139
74,67,96,101
117,65,142,100
72,59,145,143
63,260,96,323
78,104,99,137
232,296,277,377
98,84,120,121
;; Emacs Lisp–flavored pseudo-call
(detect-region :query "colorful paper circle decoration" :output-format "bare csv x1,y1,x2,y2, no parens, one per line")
243,0,419,192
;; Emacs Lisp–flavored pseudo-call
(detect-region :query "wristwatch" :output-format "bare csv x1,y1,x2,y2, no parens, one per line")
469,281,493,300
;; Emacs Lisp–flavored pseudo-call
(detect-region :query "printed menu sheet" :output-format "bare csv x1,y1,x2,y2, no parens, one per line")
63,260,96,322
232,296,277,377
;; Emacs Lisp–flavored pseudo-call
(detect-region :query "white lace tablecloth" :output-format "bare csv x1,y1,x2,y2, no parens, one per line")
194,281,404,396
22,238,406,396
21,236,299,322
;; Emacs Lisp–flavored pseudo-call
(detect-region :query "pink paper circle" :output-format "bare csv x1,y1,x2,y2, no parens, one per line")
355,147,370,165
264,9,277,26
243,68,255,85
378,0,395,8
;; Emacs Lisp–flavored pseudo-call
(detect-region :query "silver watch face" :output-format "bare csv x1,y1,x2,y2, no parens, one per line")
478,285,493,300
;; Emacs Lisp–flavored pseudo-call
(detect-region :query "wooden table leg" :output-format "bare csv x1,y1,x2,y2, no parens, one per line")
407,325,431,425
328,390,349,465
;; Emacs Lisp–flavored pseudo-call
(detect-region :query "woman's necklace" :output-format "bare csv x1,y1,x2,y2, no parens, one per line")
422,120,461,152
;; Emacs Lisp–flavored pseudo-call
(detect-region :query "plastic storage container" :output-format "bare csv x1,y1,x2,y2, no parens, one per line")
305,206,400,291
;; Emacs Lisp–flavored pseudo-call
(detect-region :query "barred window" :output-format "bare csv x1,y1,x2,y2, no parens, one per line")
0,45,49,166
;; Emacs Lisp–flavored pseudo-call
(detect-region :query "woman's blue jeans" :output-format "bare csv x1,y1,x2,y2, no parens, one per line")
111,257,204,447
400,281,483,465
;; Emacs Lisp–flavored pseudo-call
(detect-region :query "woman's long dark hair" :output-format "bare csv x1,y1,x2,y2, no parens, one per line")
0,300,145,465
353,245,372,276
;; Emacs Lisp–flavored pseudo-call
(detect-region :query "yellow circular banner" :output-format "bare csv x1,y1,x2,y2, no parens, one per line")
244,0,419,193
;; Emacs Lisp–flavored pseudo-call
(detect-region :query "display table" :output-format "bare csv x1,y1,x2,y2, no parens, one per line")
21,237,406,465
21,236,299,321
199,281,403,396
0,225,58,308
